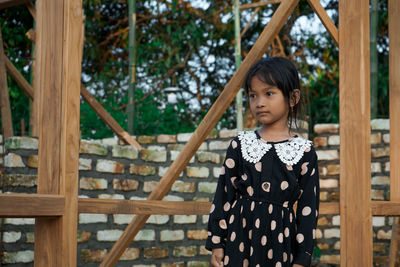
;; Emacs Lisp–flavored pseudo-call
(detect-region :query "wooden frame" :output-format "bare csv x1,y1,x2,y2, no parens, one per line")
0,0,399,266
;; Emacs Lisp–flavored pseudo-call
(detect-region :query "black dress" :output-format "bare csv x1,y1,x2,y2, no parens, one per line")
205,130,319,267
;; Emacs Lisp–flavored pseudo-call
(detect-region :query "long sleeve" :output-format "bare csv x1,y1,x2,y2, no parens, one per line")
293,146,320,266
205,138,240,251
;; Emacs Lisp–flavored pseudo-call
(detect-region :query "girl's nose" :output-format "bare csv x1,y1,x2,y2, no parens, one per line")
256,100,265,108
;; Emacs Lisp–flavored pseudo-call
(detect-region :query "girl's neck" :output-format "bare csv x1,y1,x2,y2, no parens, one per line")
258,125,294,142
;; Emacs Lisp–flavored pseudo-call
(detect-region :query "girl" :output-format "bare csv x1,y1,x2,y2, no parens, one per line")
205,57,319,267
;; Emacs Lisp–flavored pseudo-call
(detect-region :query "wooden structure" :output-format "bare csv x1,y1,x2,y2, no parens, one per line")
0,0,399,266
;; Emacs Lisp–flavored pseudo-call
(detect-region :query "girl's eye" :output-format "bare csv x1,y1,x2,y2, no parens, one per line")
249,94,256,98
266,92,273,96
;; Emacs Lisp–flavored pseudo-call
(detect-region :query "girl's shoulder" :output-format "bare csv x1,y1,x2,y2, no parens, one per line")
234,130,314,166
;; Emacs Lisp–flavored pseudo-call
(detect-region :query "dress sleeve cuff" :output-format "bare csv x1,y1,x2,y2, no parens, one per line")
205,237,226,251
293,251,312,266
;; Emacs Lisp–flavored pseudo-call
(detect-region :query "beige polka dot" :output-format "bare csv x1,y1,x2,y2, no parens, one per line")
243,258,249,267
271,220,276,230
301,162,309,175
231,140,238,149
251,201,255,211
250,246,253,256
249,229,252,240
220,166,225,175
239,242,244,252
314,186,316,195
240,206,243,213
224,202,231,211
247,186,254,196
278,233,283,243
316,209,319,217
283,201,289,208
208,231,212,236
311,168,315,176
262,182,270,192
229,214,235,224
255,162,262,172
267,249,273,259
313,228,316,239
261,235,267,245
232,200,237,208
256,265,260,267
209,204,215,214
231,177,237,188
242,173,248,180
290,253,293,262
224,186,227,192
219,219,227,229
282,210,284,218
211,235,220,244
298,189,303,199
276,262,282,267
269,204,273,214
224,255,229,265
226,158,235,169
230,231,236,242
290,213,293,222
242,218,246,228
302,206,312,216
255,218,260,228
283,252,288,262
284,227,290,237
281,181,289,190
305,147,311,152
296,233,304,243
286,164,293,171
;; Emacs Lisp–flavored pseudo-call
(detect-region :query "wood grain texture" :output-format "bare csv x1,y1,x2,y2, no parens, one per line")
0,0,31,9
34,0,83,266
100,1,299,266
4,56,34,99
240,0,281,10
307,0,338,45
0,193,64,217
388,1,400,265
0,27,14,138
81,86,143,150
339,0,372,266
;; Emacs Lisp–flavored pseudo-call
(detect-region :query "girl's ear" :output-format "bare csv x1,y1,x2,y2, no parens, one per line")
290,89,301,107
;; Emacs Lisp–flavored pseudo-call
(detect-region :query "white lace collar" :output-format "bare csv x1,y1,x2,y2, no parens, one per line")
238,131,312,165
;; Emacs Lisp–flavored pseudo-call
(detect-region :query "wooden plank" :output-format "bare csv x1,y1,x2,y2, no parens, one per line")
0,193,64,217
81,86,143,150
240,0,281,10
0,0,31,9
0,27,14,138
100,1,300,266
371,201,400,216
79,199,211,215
307,0,338,45
4,56,34,99
25,1,36,19
339,0,372,266
388,0,400,265
34,0,83,266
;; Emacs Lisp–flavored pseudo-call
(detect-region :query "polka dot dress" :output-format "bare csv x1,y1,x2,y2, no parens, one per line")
206,131,320,267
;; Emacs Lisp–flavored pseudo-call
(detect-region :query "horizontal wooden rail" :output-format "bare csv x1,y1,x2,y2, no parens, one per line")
0,193,64,217
371,201,400,216
0,0,31,9
78,198,210,215
240,0,280,10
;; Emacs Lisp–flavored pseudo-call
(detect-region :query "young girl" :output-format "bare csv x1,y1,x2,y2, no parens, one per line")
205,57,319,267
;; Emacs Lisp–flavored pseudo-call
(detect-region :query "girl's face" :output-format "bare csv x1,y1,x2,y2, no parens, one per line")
248,76,289,128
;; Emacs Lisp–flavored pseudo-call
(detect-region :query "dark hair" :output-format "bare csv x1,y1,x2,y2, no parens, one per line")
243,57,303,130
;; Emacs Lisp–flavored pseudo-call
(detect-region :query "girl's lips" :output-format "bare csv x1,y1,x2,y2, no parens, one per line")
257,111,270,116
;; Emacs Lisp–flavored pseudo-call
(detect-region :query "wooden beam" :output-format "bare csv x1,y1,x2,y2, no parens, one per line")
339,0,372,266
25,1,35,19
34,0,83,266
81,86,143,150
0,26,14,138
0,0,31,9
240,7,260,38
0,193,64,217
78,199,211,215
100,1,300,266
4,56,34,99
307,0,338,45
371,201,400,216
388,0,400,265
240,0,280,10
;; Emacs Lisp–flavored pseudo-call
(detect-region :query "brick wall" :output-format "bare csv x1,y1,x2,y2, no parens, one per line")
0,119,392,266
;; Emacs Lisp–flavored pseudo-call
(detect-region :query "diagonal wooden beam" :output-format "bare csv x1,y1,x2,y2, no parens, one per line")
0,0,31,9
0,193,65,217
4,56,34,99
240,0,281,10
100,0,300,265
307,0,338,45
81,86,142,149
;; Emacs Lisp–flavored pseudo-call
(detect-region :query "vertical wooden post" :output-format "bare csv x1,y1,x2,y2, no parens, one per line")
389,0,400,265
34,0,83,266
0,27,14,138
339,0,372,266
